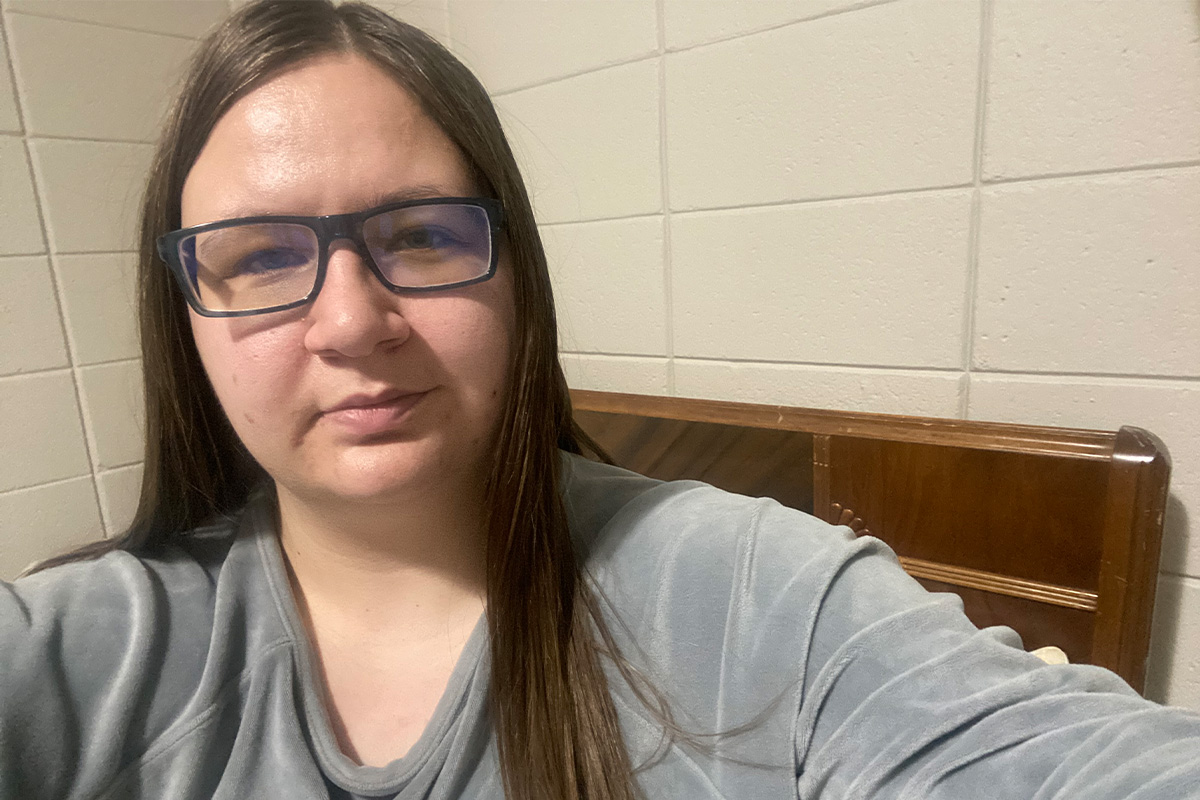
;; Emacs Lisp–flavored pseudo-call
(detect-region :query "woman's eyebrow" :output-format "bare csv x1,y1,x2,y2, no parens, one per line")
365,184,462,207
216,185,460,220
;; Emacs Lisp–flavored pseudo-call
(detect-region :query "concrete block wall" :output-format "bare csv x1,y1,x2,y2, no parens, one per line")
0,0,1196,714
0,0,228,576
441,0,1200,711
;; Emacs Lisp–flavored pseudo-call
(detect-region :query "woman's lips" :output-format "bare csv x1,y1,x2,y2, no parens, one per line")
321,391,428,436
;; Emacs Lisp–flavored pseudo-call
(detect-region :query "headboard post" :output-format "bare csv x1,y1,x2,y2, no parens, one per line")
1091,426,1171,692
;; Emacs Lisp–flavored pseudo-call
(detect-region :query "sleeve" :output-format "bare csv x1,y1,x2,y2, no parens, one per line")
785,504,1200,799
0,554,194,800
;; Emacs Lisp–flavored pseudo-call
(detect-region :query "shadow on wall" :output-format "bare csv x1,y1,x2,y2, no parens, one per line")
1159,489,1193,581
1145,492,1192,705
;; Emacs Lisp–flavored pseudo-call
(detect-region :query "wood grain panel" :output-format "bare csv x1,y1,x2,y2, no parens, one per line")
826,436,1108,591
573,390,1116,459
573,410,814,514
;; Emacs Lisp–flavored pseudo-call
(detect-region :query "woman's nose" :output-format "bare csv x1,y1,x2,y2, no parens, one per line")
302,241,411,358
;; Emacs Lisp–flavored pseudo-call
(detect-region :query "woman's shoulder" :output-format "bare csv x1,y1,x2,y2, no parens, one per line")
6,514,239,617
0,494,302,798
560,452,867,610
2,491,289,665
1,514,250,710
562,451,853,556
559,452,892,743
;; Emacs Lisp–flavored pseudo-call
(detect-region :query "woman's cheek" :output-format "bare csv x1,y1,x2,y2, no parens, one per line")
191,319,308,439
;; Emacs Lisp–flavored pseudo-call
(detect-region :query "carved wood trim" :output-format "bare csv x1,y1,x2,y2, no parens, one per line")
829,501,1096,612
813,434,831,523
829,502,870,537
897,556,1100,612
571,390,1116,460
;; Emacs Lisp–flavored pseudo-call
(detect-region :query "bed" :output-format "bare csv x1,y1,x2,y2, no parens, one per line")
570,390,1171,695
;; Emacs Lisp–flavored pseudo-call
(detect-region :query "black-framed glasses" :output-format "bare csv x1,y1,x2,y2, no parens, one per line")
156,196,503,317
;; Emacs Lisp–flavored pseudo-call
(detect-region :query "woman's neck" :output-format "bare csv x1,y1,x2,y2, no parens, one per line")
274,482,488,767
274,482,489,639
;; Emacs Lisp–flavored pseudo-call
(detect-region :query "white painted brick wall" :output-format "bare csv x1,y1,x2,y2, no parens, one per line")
449,0,656,93
497,59,662,223
985,0,1200,179
543,217,668,355
0,0,226,577
0,0,1197,715
665,0,980,209
7,12,192,141
670,191,972,366
975,170,1200,376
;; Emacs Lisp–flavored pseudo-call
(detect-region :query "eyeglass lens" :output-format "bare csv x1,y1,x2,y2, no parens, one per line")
179,203,493,313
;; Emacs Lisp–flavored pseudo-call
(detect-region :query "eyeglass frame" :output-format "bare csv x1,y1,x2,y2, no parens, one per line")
155,195,505,318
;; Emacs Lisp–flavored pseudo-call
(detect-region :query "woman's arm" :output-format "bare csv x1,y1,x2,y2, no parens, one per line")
791,519,1200,798
0,551,215,800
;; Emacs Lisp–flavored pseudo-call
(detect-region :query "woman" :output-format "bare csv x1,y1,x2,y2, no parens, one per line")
2,2,1198,799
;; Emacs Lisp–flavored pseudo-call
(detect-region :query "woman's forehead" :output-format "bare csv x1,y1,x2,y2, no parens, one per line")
180,54,473,225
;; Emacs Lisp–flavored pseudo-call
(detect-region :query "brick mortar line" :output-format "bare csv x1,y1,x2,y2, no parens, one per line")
961,0,994,420
655,0,675,396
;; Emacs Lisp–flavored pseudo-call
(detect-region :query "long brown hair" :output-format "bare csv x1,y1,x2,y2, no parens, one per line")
33,1,647,797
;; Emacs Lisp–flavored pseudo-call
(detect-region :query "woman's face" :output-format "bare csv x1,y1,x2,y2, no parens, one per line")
180,54,514,508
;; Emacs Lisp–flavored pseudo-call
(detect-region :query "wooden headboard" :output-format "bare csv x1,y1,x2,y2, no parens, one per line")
570,390,1171,695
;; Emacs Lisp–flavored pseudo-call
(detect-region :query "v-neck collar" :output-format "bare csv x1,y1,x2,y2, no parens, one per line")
245,492,491,796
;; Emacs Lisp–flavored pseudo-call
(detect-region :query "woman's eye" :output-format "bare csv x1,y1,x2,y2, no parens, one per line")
231,248,309,276
387,226,459,252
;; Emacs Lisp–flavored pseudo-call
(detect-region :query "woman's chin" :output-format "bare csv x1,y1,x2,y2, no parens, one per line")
278,446,480,508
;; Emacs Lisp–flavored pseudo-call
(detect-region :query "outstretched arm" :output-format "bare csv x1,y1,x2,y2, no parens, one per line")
793,523,1200,799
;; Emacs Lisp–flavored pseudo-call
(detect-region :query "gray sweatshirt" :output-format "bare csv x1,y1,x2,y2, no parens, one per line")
2,454,1199,799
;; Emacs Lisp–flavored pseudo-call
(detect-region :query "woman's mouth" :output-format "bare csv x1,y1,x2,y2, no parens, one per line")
321,390,429,436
